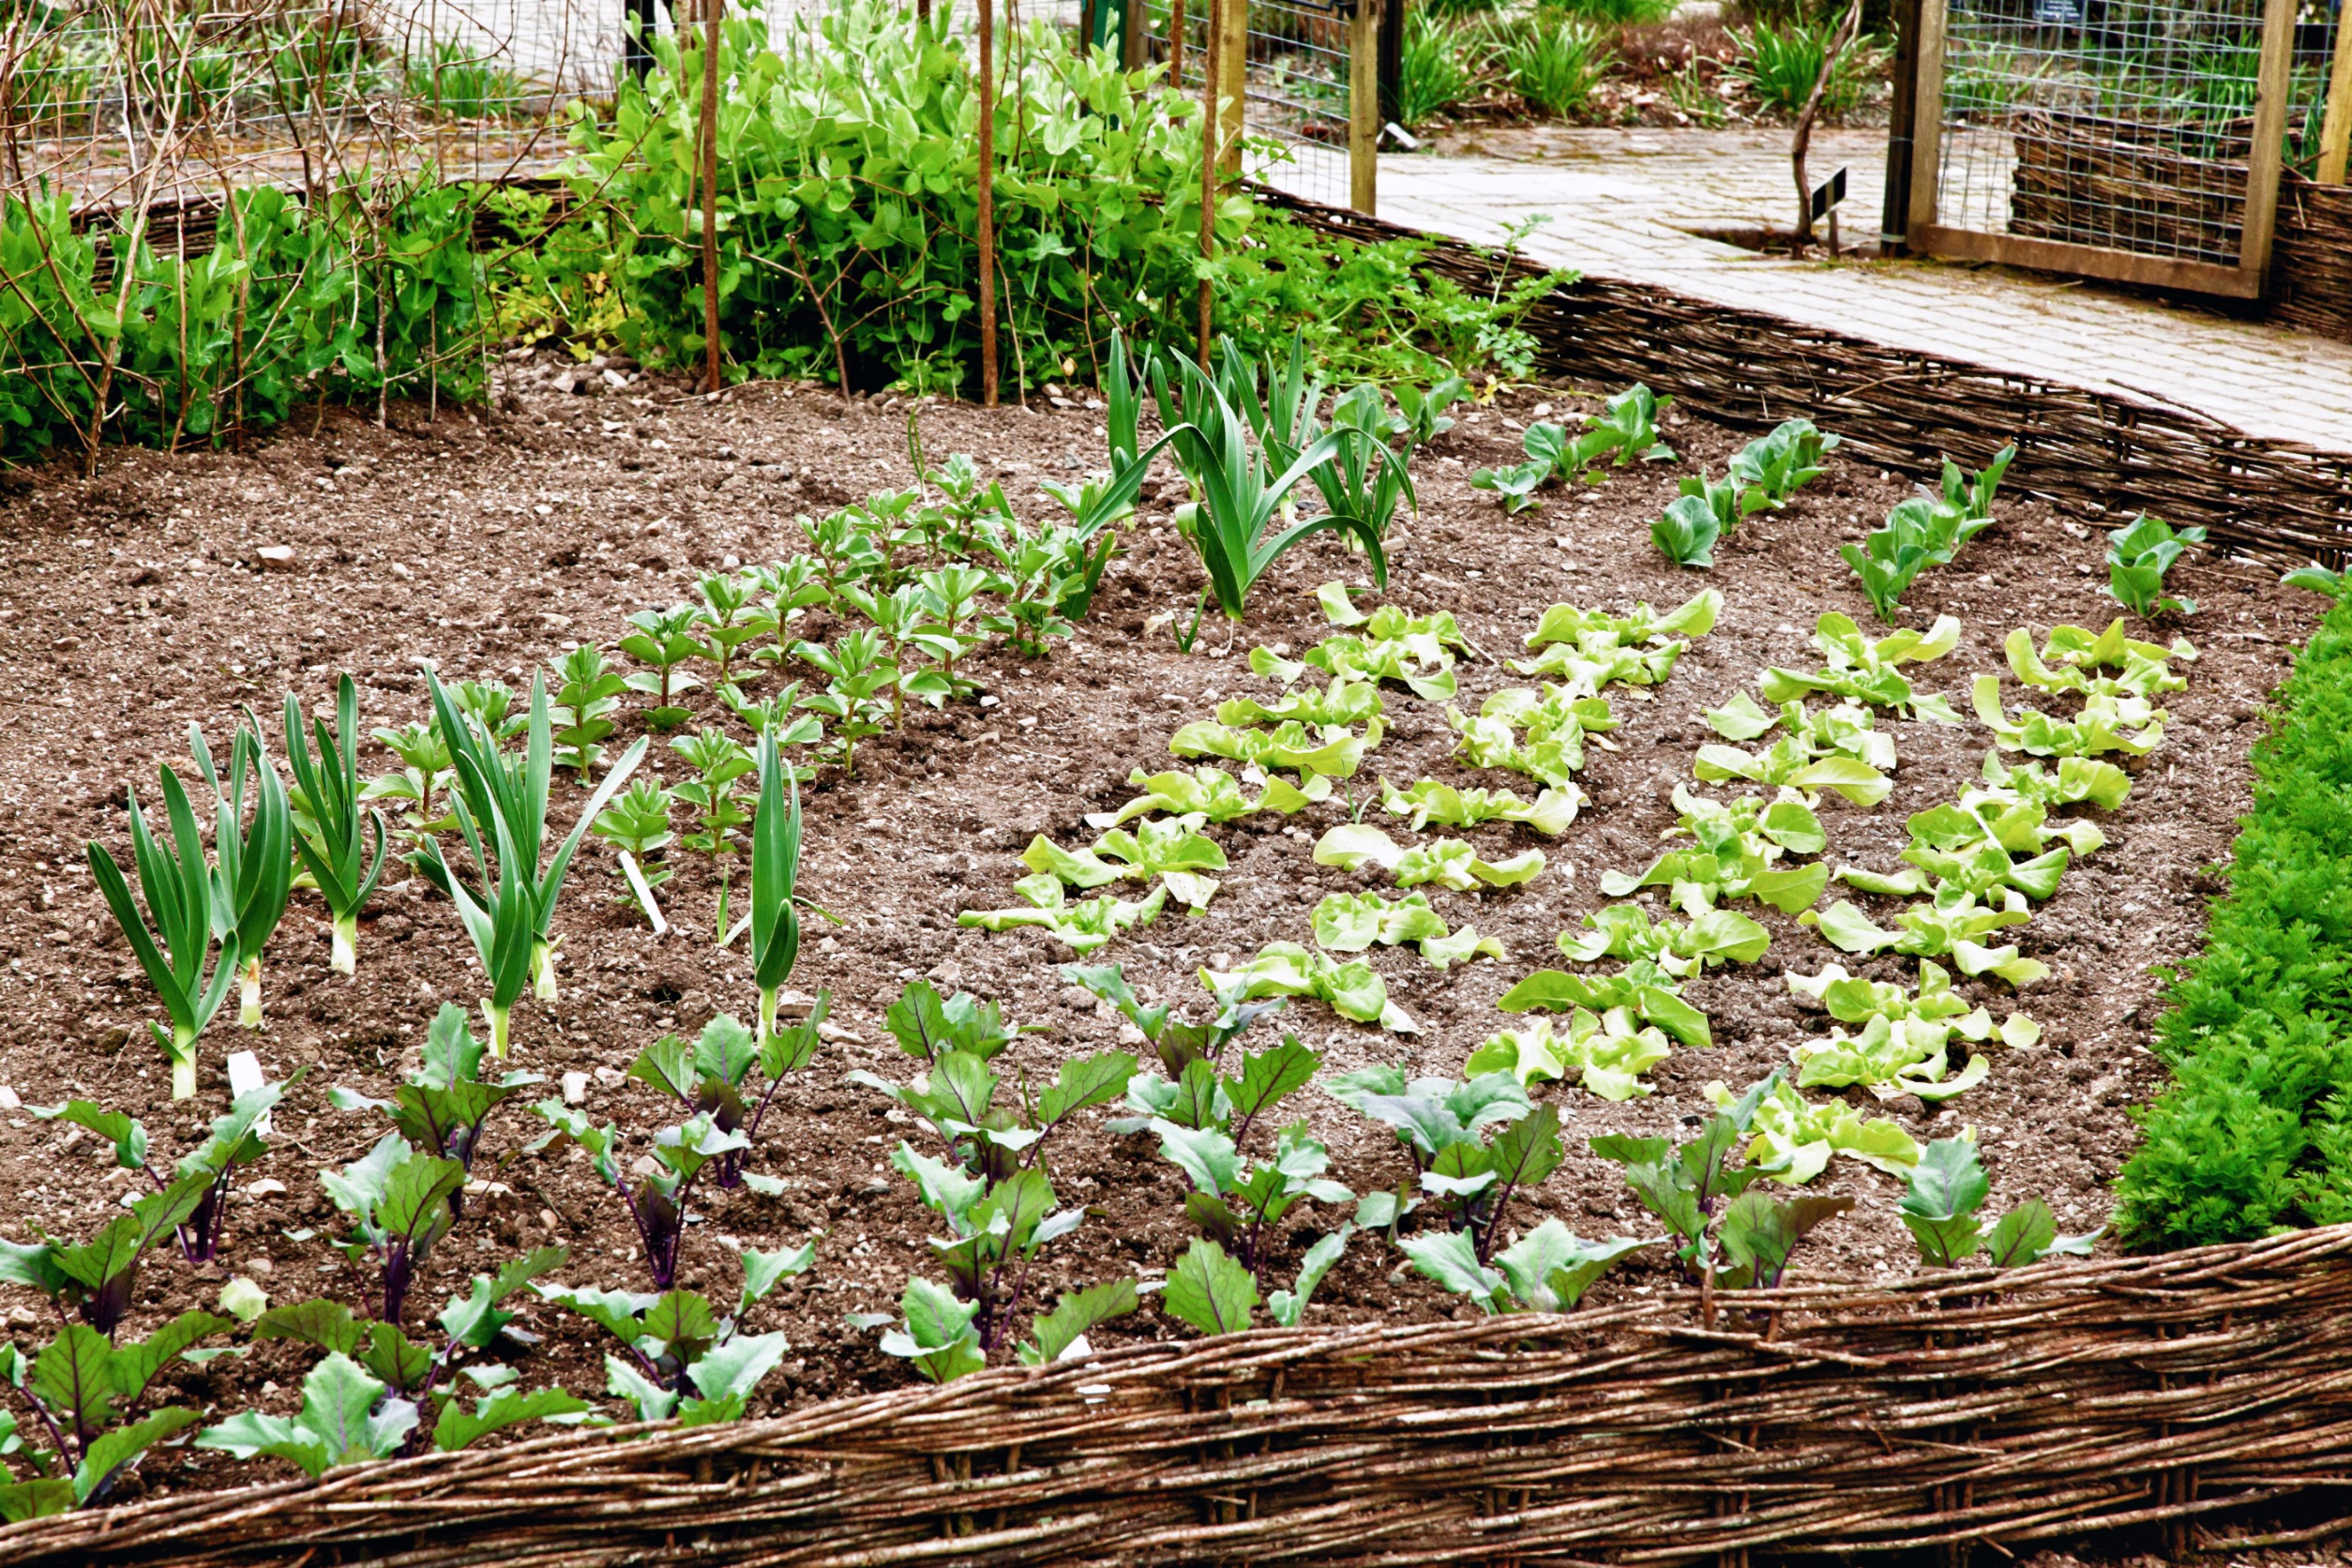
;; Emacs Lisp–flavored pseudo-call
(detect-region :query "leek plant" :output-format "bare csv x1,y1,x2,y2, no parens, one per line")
192,718,294,1030
87,770,236,1099
1166,358,1387,638
421,671,647,1056
284,675,388,975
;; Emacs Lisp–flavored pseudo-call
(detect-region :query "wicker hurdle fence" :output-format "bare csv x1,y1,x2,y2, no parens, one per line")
3,1227,2350,1566
1252,186,2352,565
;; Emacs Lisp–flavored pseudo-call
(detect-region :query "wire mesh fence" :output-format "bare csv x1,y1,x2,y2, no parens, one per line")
1929,0,2338,269
1133,0,1355,208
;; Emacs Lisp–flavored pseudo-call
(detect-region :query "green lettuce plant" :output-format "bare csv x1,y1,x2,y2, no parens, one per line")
1696,695,1894,806
1801,888,2047,988
1510,589,1719,687
1787,960,2038,1048
1200,942,1419,1033
1311,890,1503,969
1379,778,1579,836
1557,902,1771,977
1019,813,1229,913
1498,963,1713,1049
1707,1074,1921,1184
1084,766,1330,829
1313,823,1546,890
957,880,1169,954
1465,1009,1672,1101
2104,514,2205,618
1451,684,1616,792
1971,678,2165,758
1757,612,1965,721
1600,785,1827,915
2005,621,2194,700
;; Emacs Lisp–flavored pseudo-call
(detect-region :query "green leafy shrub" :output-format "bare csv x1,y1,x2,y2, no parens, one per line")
1506,16,1614,117
1732,20,1882,117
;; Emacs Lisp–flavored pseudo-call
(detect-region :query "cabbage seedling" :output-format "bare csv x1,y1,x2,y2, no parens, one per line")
421,670,647,1055
538,1249,808,1421
0,1173,211,1336
324,1134,469,1324
1402,1223,1651,1314
283,676,387,976
190,717,293,1030
1899,1137,2102,1269
1326,1067,1556,1262
86,767,236,1099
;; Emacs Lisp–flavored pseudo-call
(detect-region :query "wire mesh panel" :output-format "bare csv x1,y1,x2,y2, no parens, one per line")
1911,0,2315,294
1135,0,1355,207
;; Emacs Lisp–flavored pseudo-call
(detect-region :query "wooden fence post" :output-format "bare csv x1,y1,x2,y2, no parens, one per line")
700,0,722,394
2320,7,2352,186
1218,0,1246,177
1349,0,1377,215
1198,0,1218,366
979,0,999,404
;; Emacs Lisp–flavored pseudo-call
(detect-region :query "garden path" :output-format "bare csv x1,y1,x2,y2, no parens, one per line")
1266,127,2352,454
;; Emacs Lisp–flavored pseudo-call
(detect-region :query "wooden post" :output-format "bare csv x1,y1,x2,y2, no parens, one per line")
979,0,999,404
2237,0,2299,279
1123,0,1146,69
1170,0,1185,83
700,0,722,394
1217,0,1245,176
2317,8,2352,185
1198,0,1217,366
1903,0,1947,244
1349,0,1377,215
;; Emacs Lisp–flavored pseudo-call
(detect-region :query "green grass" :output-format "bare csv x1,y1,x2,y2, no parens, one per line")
2117,595,2352,1246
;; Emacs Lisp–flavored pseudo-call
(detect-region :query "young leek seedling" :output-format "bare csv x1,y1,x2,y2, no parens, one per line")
87,769,236,1099
749,728,807,1050
192,717,294,1030
284,675,388,976
421,671,646,1056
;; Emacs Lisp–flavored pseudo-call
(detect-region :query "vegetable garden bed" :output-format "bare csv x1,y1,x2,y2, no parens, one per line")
0,344,2329,1554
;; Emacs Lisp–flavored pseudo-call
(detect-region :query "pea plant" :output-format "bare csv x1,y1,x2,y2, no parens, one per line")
620,605,707,731
547,645,629,782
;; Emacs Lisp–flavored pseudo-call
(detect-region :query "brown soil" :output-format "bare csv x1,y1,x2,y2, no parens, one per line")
0,360,2315,1503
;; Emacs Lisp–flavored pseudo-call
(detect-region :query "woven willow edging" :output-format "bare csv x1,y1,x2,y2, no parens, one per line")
2,1227,2349,1566
1255,188,2352,563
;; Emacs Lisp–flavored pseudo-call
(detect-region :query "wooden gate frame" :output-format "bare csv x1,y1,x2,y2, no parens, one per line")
1906,0,2297,298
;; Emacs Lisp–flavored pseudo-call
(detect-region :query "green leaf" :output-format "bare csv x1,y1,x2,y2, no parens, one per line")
1019,1278,1139,1364
739,1244,817,1315
686,1330,792,1407
432,1384,591,1452
1268,1229,1350,1327
74,1408,201,1504
1163,1237,1259,1335
1397,1230,1505,1311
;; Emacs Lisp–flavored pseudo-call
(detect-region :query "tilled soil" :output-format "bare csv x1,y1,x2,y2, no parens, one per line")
0,358,2317,1501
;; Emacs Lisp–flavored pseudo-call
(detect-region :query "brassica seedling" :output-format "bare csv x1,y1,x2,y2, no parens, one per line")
1900,1137,2102,1269
1403,1223,1651,1314
629,1004,825,1191
0,1309,230,1515
250,1246,568,1405
38,1075,294,1266
1327,1067,1557,1262
86,766,236,1099
330,1005,538,1214
1063,962,1283,1078
323,1134,468,1324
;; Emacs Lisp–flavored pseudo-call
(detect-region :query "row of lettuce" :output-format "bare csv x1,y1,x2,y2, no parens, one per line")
0,2,1563,463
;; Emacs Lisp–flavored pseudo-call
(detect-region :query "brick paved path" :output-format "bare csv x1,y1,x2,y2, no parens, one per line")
1267,128,2352,454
